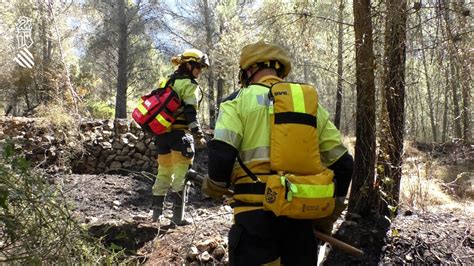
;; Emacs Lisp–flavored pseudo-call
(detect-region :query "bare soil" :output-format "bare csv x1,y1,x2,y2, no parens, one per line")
57,145,473,265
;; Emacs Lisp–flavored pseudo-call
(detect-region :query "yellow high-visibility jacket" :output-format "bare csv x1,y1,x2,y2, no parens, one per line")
159,74,201,132
209,75,350,215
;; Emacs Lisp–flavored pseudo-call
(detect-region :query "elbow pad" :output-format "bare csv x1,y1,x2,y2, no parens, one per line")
183,104,198,125
208,140,238,186
328,152,354,197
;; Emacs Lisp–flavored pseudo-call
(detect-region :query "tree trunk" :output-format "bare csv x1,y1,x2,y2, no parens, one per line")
203,0,216,126
378,0,407,216
115,0,128,119
455,1,471,143
347,0,377,216
39,0,52,103
49,0,79,112
417,11,438,142
214,78,224,128
409,95,418,140
442,0,463,139
334,0,345,129
442,68,450,142
216,77,225,106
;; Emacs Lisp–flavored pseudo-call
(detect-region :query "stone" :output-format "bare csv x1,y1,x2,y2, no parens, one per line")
126,132,139,141
212,245,226,260
103,120,113,131
99,141,112,150
187,246,199,261
196,239,218,252
114,119,129,134
115,155,130,162
120,137,129,145
112,142,123,150
110,161,122,170
102,130,113,137
200,251,211,262
148,142,156,150
102,149,114,156
120,147,130,155
135,142,147,153
106,154,116,162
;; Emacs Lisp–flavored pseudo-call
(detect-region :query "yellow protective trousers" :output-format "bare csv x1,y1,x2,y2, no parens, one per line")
152,151,192,196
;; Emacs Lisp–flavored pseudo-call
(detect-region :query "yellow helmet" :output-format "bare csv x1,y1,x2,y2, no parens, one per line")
239,40,291,78
171,48,210,68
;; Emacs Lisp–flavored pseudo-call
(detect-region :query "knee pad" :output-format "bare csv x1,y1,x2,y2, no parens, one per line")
171,163,190,192
171,150,193,165
157,153,173,167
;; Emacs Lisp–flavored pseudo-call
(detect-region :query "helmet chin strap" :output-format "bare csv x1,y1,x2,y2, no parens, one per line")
187,61,204,78
190,64,197,78
239,67,259,87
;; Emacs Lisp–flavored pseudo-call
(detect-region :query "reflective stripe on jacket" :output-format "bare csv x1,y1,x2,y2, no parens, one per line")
213,75,347,214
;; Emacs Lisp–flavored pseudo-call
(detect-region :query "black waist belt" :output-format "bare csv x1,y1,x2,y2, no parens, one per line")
174,120,187,125
234,182,266,195
230,200,263,208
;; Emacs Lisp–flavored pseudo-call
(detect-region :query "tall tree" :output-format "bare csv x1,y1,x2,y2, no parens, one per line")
159,0,249,125
378,0,407,215
442,0,463,139
202,0,217,126
455,0,472,143
115,0,128,119
348,0,377,215
86,0,162,119
1,0,80,116
417,9,438,142
334,0,345,129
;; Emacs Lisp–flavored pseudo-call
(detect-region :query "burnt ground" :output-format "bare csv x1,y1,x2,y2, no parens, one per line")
57,145,473,265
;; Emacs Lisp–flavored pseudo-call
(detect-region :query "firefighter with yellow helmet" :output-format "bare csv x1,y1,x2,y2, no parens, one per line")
202,40,354,265
151,48,209,226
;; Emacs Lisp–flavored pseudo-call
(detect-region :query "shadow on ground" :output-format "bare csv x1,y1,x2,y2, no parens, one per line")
323,213,390,265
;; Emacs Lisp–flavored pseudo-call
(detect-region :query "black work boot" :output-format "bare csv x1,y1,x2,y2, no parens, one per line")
151,195,165,222
170,190,191,226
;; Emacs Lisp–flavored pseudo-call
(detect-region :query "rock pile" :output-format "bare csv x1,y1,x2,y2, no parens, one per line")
75,119,158,174
0,117,158,174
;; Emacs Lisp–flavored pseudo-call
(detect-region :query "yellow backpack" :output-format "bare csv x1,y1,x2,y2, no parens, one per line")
239,82,335,219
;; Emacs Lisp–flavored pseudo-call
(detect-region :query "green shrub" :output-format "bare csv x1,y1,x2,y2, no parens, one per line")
86,100,115,119
0,140,119,263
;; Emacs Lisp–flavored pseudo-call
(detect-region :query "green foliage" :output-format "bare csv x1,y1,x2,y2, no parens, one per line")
35,104,76,130
86,99,115,119
0,140,120,263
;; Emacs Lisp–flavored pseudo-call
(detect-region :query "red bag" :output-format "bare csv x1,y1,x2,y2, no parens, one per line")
132,86,182,135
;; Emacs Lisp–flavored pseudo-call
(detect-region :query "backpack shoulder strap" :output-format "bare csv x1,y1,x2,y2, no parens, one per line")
236,156,260,182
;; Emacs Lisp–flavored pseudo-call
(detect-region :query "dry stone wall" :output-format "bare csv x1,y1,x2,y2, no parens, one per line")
0,117,158,174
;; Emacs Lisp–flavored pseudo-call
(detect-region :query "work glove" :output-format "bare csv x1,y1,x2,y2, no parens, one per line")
201,176,232,198
190,126,207,149
313,197,347,235
195,135,207,149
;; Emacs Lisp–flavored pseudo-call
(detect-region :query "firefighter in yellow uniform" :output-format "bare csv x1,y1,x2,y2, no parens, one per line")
203,41,354,265
152,48,208,226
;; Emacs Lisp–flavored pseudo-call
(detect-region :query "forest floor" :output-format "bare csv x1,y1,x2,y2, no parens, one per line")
58,142,473,265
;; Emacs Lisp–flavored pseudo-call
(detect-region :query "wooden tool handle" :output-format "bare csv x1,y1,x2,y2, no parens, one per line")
313,229,364,257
